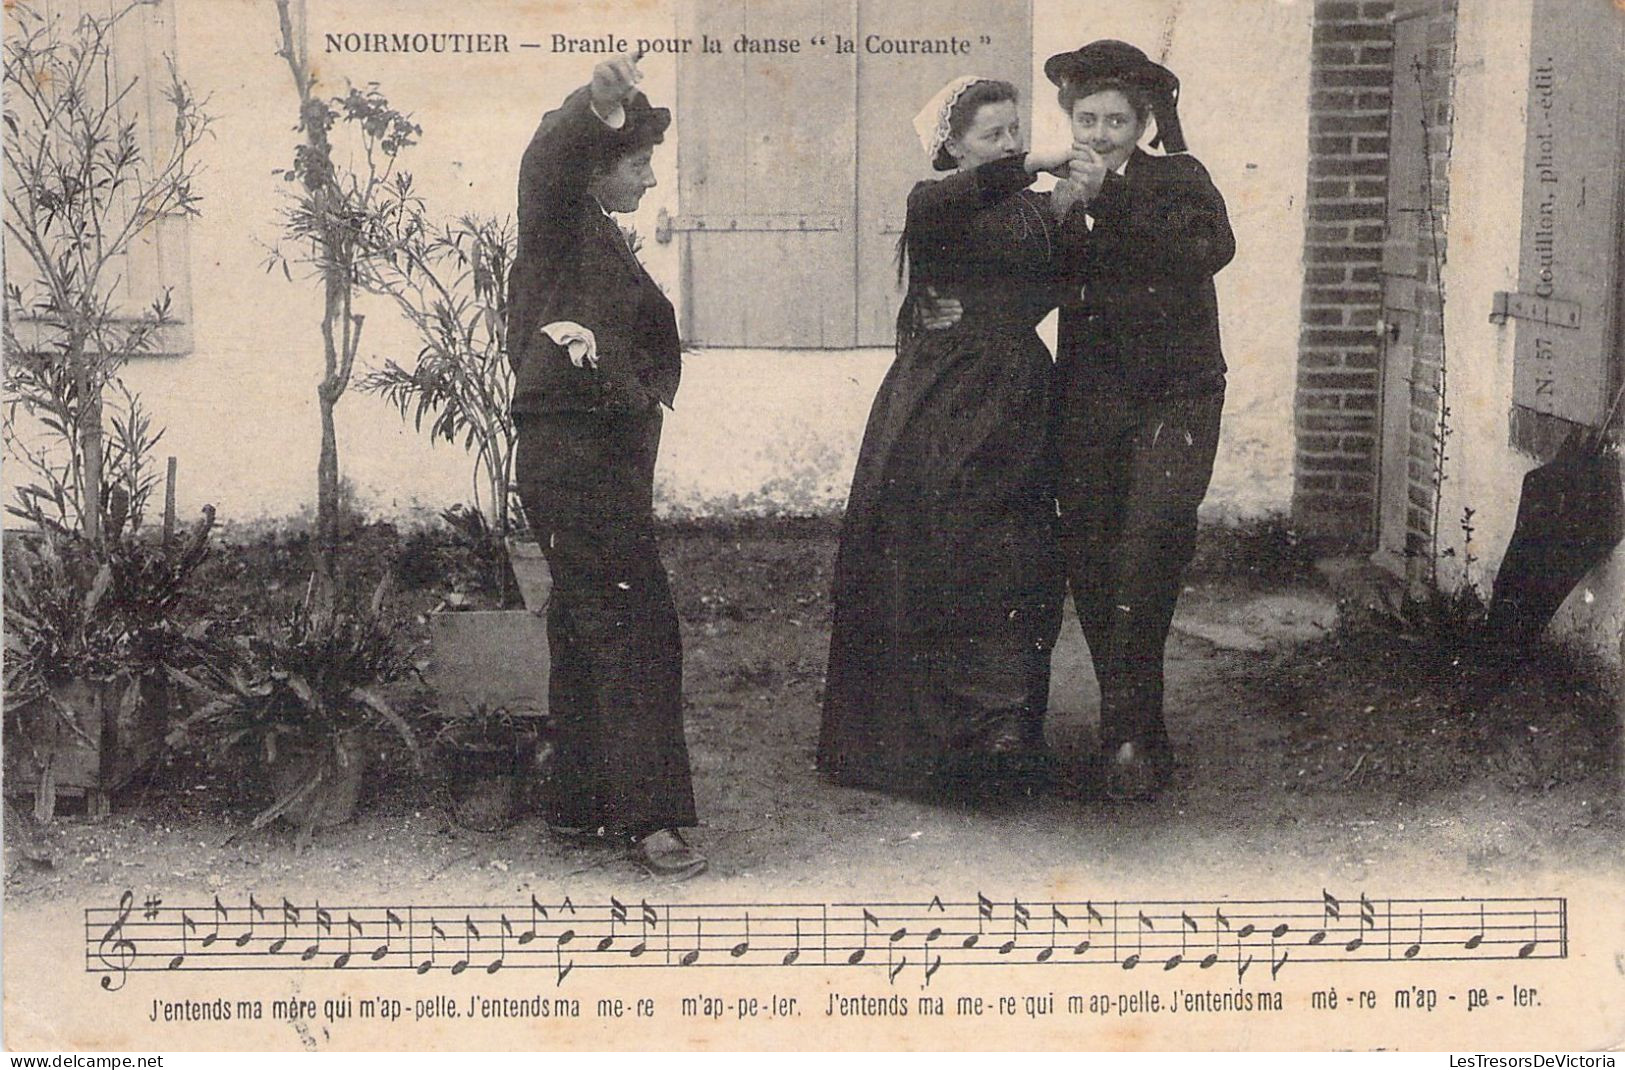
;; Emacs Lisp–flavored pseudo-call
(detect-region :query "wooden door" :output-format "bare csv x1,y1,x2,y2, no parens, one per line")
1374,6,1429,572
853,0,1033,346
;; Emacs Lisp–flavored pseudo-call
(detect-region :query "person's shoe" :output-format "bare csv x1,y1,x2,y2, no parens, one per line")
547,821,607,844
1104,741,1164,801
631,829,708,880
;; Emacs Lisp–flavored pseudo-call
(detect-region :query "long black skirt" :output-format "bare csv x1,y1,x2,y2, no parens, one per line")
817,323,1059,795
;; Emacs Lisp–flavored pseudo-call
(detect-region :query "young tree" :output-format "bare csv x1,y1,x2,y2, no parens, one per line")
268,0,420,585
2,1,209,541
360,212,520,547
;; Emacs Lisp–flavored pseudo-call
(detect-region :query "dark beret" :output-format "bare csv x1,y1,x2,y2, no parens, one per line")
587,90,670,169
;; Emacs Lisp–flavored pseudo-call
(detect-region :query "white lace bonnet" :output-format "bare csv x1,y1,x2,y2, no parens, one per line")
912,75,996,164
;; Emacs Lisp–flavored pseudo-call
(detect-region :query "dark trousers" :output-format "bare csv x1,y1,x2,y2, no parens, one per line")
515,421,696,839
1049,386,1224,753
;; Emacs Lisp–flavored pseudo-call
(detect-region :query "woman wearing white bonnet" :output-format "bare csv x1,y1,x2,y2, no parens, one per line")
819,75,1073,799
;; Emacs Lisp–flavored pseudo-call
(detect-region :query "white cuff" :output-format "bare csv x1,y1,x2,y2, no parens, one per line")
589,99,626,129
541,321,597,368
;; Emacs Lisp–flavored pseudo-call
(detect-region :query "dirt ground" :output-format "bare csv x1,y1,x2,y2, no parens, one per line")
3,520,1620,906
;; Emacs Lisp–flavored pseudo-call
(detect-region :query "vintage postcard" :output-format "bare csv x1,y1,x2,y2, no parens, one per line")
2,0,1622,1053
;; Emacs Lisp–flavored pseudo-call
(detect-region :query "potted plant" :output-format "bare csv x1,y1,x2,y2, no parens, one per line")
166,575,418,846
2,505,215,821
432,704,547,832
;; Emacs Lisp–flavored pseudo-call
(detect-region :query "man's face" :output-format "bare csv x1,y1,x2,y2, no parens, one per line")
588,147,657,214
1069,89,1146,173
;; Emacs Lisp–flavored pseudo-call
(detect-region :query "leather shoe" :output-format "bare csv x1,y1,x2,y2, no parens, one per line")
631,829,708,880
1104,741,1166,801
547,821,607,844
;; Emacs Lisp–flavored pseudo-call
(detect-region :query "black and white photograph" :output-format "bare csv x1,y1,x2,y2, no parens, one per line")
2,0,1621,1053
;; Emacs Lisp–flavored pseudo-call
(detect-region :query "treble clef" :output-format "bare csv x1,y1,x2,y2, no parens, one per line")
96,889,138,991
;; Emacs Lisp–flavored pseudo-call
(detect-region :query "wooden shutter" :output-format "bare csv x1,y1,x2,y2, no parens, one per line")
1507,0,1624,435
4,0,194,356
854,0,1032,346
1374,7,1429,565
674,0,858,347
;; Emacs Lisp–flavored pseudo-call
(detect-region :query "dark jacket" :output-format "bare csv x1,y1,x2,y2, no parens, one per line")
507,86,681,422
1055,149,1235,399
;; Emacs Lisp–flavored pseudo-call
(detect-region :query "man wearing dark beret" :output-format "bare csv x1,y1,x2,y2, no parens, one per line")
508,57,704,878
1044,40,1237,801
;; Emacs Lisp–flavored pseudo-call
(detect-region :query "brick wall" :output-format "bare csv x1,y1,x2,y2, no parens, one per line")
1292,0,1460,555
1292,0,1396,541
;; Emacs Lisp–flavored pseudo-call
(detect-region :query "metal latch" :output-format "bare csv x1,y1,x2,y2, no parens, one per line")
656,208,841,243
1490,291,1582,329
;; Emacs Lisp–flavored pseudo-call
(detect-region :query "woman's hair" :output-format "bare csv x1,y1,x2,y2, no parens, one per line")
932,79,1020,171
1057,76,1154,124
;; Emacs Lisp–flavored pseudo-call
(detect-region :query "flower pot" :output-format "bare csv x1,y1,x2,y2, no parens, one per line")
265,738,370,831
435,723,541,833
2,676,130,821
426,609,550,715
505,537,553,613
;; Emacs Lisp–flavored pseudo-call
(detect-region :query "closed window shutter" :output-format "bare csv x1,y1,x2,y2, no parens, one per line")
5,0,195,357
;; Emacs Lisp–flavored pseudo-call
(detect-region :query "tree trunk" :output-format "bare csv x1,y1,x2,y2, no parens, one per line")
74,347,105,545
315,377,340,585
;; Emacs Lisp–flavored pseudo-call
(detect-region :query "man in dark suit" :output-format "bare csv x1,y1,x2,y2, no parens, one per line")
1045,40,1237,800
508,56,704,878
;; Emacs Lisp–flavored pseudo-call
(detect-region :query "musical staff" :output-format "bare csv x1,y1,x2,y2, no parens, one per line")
84,890,1567,990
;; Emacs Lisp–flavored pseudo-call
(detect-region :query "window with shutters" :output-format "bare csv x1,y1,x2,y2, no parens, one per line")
669,0,1032,348
3,0,195,357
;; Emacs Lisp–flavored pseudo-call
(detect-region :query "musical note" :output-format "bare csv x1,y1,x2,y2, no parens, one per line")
783,919,802,967
632,901,657,959
1076,902,1104,957
678,919,699,968
202,897,227,949
268,899,299,955
731,914,752,959
374,910,402,962
849,909,879,965
556,923,577,984
335,914,363,969
1166,911,1197,970
1203,908,1226,969
1465,904,1486,950
601,899,626,953
964,893,993,949
1122,911,1153,970
1235,917,1255,981
416,918,447,974
520,896,546,946
95,890,137,991
302,904,331,963
922,924,943,985
491,915,512,975
1518,909,1539,958
168,912,197,970
452,915,478,975
1001,899,1029,956
1349,893,1376,953
1403,911,1423,959
238,894,265,949
1310,890,1340,946
1038,906,1069,963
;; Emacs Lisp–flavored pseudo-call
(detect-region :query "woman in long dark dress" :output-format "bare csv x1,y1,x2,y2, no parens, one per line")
818,78,1072,796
